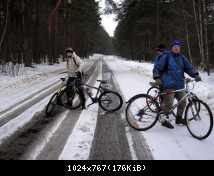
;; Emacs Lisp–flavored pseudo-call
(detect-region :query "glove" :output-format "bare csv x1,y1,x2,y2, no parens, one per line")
154,79,162,86
195,75,202,82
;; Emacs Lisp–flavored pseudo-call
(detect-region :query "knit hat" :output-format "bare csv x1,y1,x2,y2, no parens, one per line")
171,39,182,48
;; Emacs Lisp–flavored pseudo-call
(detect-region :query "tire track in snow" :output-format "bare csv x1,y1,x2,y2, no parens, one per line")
89,61,132,160
23,60,102,160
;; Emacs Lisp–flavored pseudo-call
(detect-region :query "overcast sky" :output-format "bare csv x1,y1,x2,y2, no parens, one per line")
98,0,119,37
101,14,117,37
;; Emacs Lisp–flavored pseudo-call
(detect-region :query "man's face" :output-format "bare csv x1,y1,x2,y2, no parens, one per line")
66,51,73,57
171,45,181,54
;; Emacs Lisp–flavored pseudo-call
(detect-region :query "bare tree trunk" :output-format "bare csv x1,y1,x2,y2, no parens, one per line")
202,0,210,75
129,39,134,60
156,0,160,43
198,0,206,69
48,0,62,64
193,0,202,63
0,0,10,52
32,0,40,64
182,0,193,63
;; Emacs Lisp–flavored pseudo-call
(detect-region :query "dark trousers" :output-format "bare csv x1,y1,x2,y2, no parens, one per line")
67,77,86,108
161,89,187,118
77,86,86,108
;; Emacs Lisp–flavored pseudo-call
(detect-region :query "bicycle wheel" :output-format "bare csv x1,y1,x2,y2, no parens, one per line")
126,94,159,131
98,91,123,112
60,88,82,110
146,86,161,112
46,93,58,117
185,99,213,140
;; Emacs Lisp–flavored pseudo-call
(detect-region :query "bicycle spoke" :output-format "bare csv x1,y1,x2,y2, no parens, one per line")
126,94,159,131
99,91,123,112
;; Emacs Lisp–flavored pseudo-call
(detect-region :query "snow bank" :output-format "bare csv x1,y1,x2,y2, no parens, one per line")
0,62,66,92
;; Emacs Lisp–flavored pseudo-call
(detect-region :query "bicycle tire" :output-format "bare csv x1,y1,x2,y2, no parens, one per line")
126,94,159,131
98,91,123,112
146,86,161,113
185,99,213,140
192,95,201,114
59,88,82,110
46,93,58,117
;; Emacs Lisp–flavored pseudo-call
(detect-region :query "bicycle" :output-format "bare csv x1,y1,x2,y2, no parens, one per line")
83,80,123,112
46,72,83,116
126,78,213,140
46,73,123,116
146,79,201,114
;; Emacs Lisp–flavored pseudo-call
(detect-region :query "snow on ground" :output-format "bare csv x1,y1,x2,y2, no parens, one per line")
22,110,70,160
59,62,102,160
0,62,66,112
105,55,214,160
89,54,104,60
0,59,93,113
0,93,53,146
0,62,66,91
59,102,99,160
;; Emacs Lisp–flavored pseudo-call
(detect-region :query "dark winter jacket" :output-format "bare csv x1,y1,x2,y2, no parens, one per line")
152,50,168,64
153,52,199,90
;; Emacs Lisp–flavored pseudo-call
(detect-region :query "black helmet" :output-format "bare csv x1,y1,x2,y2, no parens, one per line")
155,44,166,52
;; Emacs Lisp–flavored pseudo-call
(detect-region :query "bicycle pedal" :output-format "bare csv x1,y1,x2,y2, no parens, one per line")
159,114,171,123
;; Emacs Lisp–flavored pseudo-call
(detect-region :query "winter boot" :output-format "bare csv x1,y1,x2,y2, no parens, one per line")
176,117,186,126
162,120,174,129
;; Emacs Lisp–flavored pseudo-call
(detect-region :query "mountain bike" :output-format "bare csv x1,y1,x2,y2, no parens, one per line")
126,78,213,140
46,73,123,116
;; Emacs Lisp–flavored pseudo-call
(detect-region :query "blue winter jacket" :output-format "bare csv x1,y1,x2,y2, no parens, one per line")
153,52,199,90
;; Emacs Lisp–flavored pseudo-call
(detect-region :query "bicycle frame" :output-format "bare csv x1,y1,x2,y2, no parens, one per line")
57,83,66,94
83,82,107,106
163,90,190,115
153,80,197,115
84,84,101,99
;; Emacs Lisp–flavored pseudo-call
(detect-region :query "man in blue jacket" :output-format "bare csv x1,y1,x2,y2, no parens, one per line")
153,40,201,129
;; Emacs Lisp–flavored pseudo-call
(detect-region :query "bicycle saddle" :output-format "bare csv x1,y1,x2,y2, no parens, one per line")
97,80,108,84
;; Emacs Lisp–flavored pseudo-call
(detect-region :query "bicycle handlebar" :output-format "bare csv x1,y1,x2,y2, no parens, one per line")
59,71,69,75
150,78,196,87
59,71,78,75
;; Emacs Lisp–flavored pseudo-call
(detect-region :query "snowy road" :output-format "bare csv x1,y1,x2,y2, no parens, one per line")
0,55,213,160
89,62,132,160
0,56,137,160
0,60,94,126
0,59,97,159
